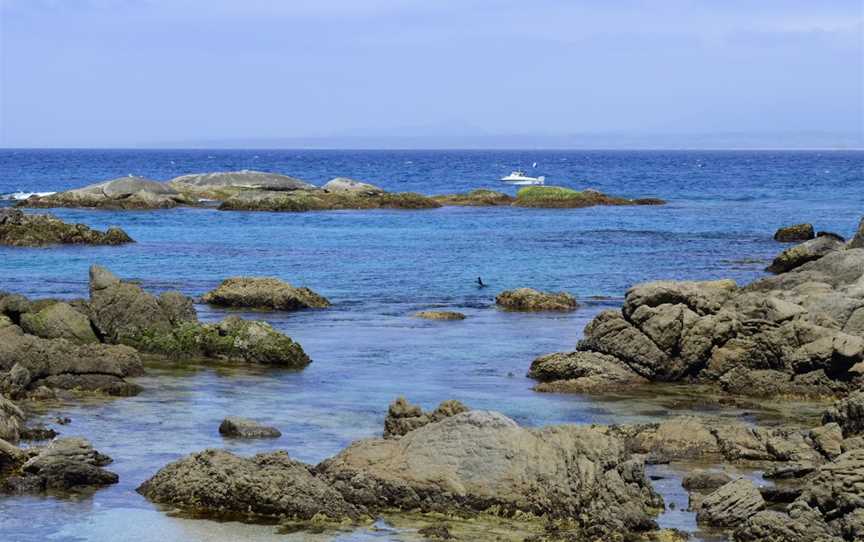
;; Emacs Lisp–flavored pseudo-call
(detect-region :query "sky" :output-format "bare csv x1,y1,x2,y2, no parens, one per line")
0,0,862,148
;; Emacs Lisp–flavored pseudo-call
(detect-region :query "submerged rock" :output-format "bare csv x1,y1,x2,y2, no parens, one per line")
202,277,330,311
219,417,281,439
137,449,363,521
496,288,578,312
512,186,666,208
774,223,815,242
414,311,466,320
169,170,316,199
0,209,133,247
19,177,194,209
383,396,469,438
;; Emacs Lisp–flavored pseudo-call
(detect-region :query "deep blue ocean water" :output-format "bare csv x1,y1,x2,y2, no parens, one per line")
0,149,861,541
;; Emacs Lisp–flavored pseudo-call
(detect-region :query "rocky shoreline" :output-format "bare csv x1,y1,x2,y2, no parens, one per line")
16,171,666,213
0,208,133,247
0,217,862,541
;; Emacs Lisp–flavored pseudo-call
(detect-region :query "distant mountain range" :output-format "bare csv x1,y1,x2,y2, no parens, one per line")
146,131,863,150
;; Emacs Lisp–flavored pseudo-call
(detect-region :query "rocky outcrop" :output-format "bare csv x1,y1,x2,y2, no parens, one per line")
20,177,194,209
682,470,732,492
218,416,281,439
414,311,466,320
0,209,133,247
431,189,514,206
169,170,316,199
766,236,845,273
140,409,663,538
534,245,864,398
202,277,330,311
137,449,363,521
696,478,765,527
383,396,469,438
496,288,578,312
734,449,864,541
774,223,815,242
512,186,666,208
88,266,310,367
321,177,385,194
218,188,441,212
0,437,118,493
850,217,864,249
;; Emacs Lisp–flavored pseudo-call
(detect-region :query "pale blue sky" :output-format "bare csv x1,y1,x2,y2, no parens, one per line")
1,0,862,147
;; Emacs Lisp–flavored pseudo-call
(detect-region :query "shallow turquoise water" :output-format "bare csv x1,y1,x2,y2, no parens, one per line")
0,150,861,541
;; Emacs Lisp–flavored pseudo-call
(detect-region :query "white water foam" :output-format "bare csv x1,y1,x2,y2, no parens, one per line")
0,191,56,200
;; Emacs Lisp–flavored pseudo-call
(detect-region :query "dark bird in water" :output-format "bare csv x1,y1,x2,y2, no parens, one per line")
476,277,486,288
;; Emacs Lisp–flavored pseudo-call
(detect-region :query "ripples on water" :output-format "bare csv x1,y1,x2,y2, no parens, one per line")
0,150,861,541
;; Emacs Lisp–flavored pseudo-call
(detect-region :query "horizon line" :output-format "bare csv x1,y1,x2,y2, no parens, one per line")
2,146,863,152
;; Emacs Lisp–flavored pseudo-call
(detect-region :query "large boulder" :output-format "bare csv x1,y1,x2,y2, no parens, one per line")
319,411,663,536
0,209,133,247
495,288,578,312
202,277,330,311
766,236,845,274
168,170,316,199
0,324,144,396
321,177,385,194
20,177,193,209
1,437,118,492
774,223,815,242
137,449,362,521
382,396,469,438
20,302,98,344
528,350,647,393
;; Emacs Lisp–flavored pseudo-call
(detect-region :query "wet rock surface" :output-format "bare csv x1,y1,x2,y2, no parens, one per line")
202,277,330,311
414,310,466,320
218,416,281,439
19,177,195,209
0,209,133,247
496,288,578,312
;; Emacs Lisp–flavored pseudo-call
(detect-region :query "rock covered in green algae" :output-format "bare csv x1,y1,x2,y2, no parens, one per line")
774,223,815,242
217,188,441,212
431,189,514,206
137,449,363,521
0,208,133,247
20,302,98,344
495,288,578,312
202,277,330,311
19,176,195,210
168,170,316,199
512,186,666,208
87,266,310,367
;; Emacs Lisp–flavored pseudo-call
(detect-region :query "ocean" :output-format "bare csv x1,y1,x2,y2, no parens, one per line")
0,149,862,541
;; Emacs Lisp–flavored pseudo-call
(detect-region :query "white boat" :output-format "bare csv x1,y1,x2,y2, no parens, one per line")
500,170,545,185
